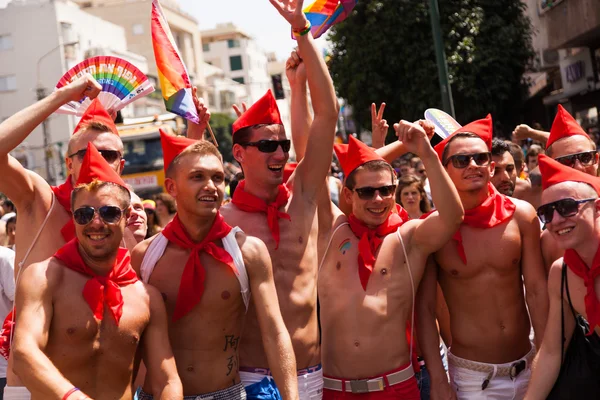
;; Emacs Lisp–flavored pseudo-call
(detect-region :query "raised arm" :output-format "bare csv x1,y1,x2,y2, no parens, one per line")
141,285,183,399
12,262,90,399
184,86,210,141
416,257,456,400
287,49,310,163
394,121,463,253
270,0,339,201
370,103,389,149
517,200,548,349
244,235,299,400
0,74,101,209
512,124,549,145
376,120,435,162
525,261,574,400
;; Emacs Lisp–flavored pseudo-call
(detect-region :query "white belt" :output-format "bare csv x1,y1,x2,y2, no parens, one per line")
323,364,414,393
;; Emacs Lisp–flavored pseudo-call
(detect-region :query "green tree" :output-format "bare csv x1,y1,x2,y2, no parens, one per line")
207,113,235,162
328,0,534,139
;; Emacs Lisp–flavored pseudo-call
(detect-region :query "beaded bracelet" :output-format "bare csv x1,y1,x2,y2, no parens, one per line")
293,21,312,38
62,387,80,400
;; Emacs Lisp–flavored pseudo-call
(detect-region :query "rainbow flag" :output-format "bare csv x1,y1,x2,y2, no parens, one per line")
301,0,357,39
151,0,199,123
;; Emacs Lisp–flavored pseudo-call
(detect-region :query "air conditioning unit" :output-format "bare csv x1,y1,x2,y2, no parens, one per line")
538,49,560,69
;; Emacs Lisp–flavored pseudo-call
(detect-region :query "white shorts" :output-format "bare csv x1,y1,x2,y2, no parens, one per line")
3,386,30,400
448,346,534,400
240,365,323,400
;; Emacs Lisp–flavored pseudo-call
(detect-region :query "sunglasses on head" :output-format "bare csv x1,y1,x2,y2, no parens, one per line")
68,148,122,163
353,185,396,200
240,140,291,153
554,151,597,168
536,197,596,224
445,152,492,169
73,205,125,225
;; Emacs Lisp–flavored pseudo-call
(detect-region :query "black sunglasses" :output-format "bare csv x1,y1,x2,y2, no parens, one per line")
354,185,396,200
68,148,122,163
554,151,597,168
445,152,492,169
240,140,291,153
536,197,596,224
73,206,126,225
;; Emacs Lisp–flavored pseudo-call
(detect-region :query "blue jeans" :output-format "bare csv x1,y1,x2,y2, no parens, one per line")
416,366,431,400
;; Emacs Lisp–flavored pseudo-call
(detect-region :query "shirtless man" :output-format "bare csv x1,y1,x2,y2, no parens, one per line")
132,135,298,399
316,121,463,397
11,144,181,400
490,138,517,197
525,155,600,399
417,115,548,400
540,105,599,275
214,1,338,398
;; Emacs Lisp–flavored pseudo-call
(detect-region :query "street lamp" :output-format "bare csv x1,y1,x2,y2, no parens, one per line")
428,0,455,118
35,39,79,185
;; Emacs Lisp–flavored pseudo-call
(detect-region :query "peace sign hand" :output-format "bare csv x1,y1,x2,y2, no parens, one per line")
371,102,388,149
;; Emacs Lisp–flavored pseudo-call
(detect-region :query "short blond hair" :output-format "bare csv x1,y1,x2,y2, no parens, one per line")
166,141,223,178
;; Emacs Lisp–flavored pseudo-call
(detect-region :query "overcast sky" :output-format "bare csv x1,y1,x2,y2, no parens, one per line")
179,0,329,60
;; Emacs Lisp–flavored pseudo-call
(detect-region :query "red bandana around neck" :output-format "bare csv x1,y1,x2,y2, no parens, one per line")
231,180,291,249
348,204,410,290
53,239,138,325
454,183,515,264
51,177,76,242
161,213,237,322
564,246,600,335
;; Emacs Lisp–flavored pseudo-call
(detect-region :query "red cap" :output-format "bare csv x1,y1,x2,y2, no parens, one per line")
232,90,283,134
160,129,197,173
333,135,385,177
73,98,118,136
433,114,493,161
76,142,127,189
546,104,590,149
283,162,298,182
539,154,600,194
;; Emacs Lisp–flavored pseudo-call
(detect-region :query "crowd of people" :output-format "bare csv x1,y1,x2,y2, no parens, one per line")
0,1,598,400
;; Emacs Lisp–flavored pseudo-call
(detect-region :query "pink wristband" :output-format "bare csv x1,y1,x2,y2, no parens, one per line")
62,387,80,400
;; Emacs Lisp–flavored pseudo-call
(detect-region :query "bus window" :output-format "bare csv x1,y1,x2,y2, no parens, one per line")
123,137,164,175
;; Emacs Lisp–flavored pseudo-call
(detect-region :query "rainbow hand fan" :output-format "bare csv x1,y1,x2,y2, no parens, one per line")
54,56,154,116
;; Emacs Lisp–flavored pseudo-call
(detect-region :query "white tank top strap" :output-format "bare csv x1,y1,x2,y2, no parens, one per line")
140,230,251,311
222,226,251,312
396,228,415,363
140,233,169,283
17,191,57,273
318,222,350,274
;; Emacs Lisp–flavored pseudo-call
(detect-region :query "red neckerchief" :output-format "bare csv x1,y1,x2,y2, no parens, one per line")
51,177,75,242
564,246,600,335
161,213,236,322
231,180,291,249
453,183,515,264
53,239,138,325
348,204,410,290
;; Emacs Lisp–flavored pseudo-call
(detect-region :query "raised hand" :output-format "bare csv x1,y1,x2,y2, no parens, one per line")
192,86,211,128
393,120,431,156
370,103,388,149
232,102,248,118
269,0,308,31
512,124,532,141
286,49,306,87
58,73,102,103
417,119,436,141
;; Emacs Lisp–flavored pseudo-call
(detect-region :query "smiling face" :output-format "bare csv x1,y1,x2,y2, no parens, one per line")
165,152,225,218
127,192,148,241
344,165,396,228
233,124,289,187
491,151,517,196
541,181,599,250
444,137,494,193
72,183,130,266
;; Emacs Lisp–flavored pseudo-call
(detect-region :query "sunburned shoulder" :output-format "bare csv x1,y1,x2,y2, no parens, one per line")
236,231,267,262
20,258,64,292
508,197,538,224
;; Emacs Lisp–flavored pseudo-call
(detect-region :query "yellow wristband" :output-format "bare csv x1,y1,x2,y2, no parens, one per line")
293,21,312,38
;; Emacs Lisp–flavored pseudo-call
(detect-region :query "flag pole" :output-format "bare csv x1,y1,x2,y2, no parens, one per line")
206,122,218,147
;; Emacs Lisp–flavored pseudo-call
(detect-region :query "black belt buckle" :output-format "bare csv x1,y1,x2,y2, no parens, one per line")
349,379,369,394
510,360,526,379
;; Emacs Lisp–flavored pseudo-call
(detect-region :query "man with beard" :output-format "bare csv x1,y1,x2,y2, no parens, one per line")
525,155,600,398
12,144,181,399
491,138,517,196
417,115,548,400
132,132,298,399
